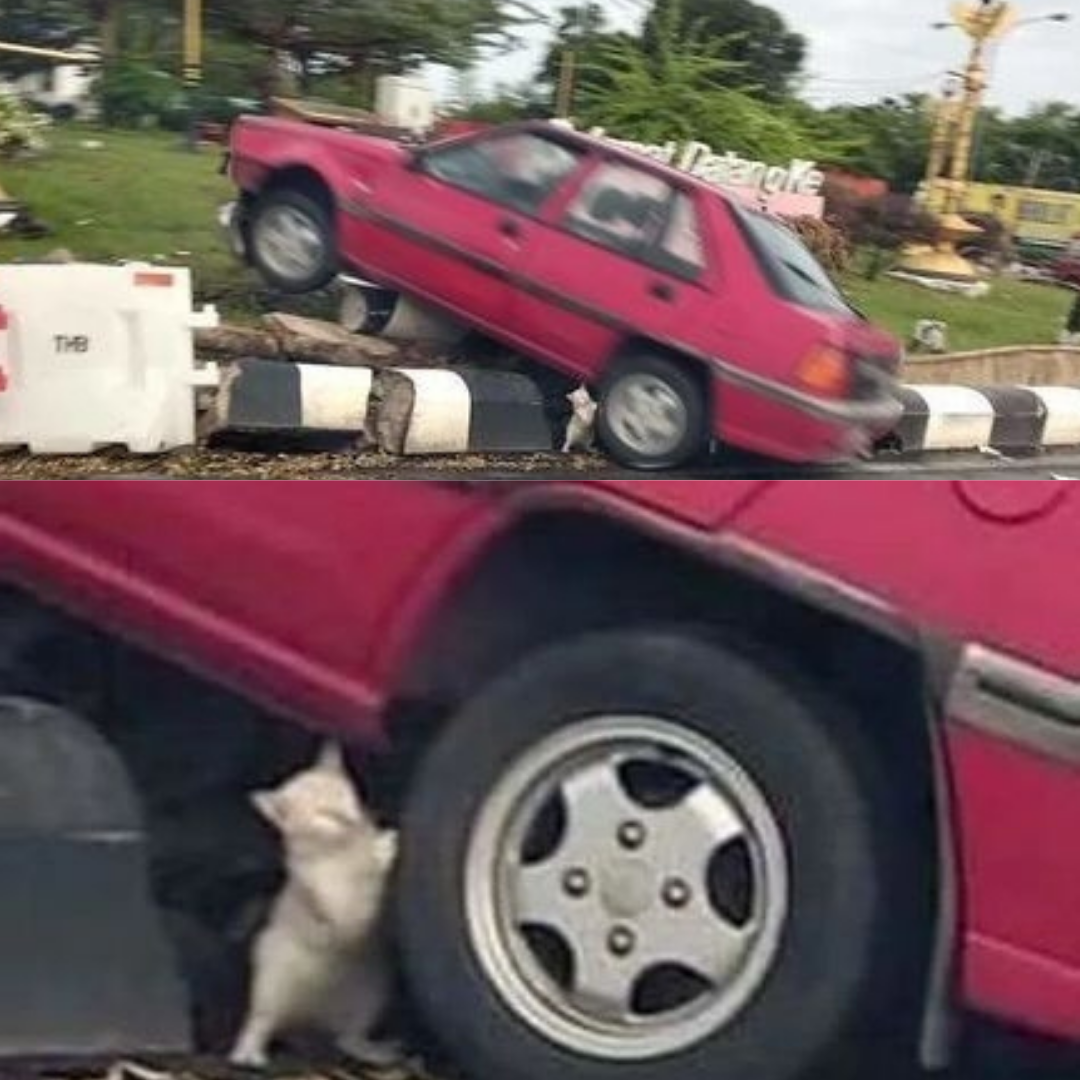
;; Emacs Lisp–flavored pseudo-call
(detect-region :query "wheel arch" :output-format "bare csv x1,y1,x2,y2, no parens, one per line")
604,334,713,402
256,163,336,217
382,504,959,1069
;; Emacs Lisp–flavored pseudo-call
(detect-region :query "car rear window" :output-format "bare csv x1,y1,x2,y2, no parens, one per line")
733,205,853,316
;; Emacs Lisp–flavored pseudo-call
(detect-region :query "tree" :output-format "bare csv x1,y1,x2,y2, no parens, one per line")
977,103,1080,192
643,0,807,101
814,96,1080,195
536,4,635,107
574,0,828,162
207,0,532,72
201,0,538,103
816,96,934,194
0,0,91,76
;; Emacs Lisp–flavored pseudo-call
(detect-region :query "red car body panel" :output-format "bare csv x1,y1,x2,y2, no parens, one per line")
0,479,1076,1042
229,118,903,463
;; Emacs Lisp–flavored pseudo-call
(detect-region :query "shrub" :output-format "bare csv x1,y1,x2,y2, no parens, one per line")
825,182,938,250
97,61,181,128
824,182,941,278
0,87,51,156
787,215,852,275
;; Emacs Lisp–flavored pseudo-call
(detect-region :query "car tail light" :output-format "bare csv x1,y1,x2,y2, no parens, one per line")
796,344,851,397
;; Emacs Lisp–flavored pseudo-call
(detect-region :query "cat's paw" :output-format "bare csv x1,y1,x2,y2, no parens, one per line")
338,1036,406,1068
229,1037,271,1070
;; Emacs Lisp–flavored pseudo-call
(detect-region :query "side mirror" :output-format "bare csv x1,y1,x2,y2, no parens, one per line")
405,148,427,173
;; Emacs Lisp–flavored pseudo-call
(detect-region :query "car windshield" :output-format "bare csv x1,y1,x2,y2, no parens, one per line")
733,205,853,316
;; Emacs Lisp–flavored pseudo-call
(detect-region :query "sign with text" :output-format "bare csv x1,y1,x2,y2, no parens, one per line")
583,126,826,219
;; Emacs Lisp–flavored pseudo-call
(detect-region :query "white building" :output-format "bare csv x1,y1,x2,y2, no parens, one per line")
3,44,98,120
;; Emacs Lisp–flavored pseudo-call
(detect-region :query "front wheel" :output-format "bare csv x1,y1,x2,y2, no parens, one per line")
397,631,902,1080
598,353,709,470
248,187,337,295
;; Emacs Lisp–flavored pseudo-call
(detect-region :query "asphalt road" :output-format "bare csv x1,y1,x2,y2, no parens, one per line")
2,446,1080,481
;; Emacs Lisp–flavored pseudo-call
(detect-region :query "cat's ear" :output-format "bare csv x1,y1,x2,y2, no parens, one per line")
315,741,345,774
251,790,283,827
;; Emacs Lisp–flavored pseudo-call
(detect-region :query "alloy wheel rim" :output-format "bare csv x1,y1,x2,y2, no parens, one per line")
464,715,789,1060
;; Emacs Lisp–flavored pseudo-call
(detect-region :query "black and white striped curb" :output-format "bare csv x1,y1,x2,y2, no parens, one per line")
216,359,373,433
213,359,555,454
376,367,554,454
213,361,1080,459
893,385,1080,453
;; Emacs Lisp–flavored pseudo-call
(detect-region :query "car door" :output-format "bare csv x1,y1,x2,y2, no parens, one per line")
357,129,585,339
0,481,500,736
509,158,716,380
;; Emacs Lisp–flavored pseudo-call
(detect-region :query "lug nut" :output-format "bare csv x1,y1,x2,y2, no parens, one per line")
608,925,636,957
617,820,647,850
662,878,692,909
562,868,591,898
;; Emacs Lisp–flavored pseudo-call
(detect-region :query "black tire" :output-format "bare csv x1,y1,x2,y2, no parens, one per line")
397,630,902,1080
248,187,337,295
598,353,709,470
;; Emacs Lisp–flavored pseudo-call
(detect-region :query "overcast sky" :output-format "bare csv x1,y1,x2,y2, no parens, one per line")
472,0,1080,115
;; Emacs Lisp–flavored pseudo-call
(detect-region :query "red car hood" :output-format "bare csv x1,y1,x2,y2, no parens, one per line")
234,116,409,167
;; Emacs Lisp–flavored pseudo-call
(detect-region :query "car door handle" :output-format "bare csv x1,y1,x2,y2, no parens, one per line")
650,281,676,302
499,218,523,239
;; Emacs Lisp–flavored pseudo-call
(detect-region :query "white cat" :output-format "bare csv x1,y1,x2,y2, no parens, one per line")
230,743,398,1069
563,385,598,453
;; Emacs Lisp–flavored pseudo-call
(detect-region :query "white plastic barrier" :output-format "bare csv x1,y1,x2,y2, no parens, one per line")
0,264,219,454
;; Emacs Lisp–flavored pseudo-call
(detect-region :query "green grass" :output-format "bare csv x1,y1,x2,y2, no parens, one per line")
3,126,1075,350
1,123,246,306
842,270,1075,354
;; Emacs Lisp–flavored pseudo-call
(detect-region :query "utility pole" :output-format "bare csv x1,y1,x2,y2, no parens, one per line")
1024,147,1051,188
555,48,576,119
183,0,203,89
183,0,203,151
555,3,594,120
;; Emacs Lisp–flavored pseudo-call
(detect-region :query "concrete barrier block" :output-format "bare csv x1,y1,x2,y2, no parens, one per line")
893,383,1080,454
894,386,996,451
375,368,554,455
215,359,372,435
1023,386,1080,448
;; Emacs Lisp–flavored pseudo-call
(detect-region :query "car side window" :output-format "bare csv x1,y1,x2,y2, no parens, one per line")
421,132,582,215
562,163,708,280
564,163,673,259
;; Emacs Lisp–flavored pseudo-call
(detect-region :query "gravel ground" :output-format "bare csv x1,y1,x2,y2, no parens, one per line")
20,1027,1080,1080
3,446,1080,481
26,1059,424,1080
0,448,613,480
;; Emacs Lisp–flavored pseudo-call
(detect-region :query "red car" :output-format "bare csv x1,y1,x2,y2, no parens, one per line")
226,119,903,469
0,480,1078,1080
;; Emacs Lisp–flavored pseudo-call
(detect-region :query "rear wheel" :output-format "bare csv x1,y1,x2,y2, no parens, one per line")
248,187,337,294
397,631,904,1080
598,354,709,470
